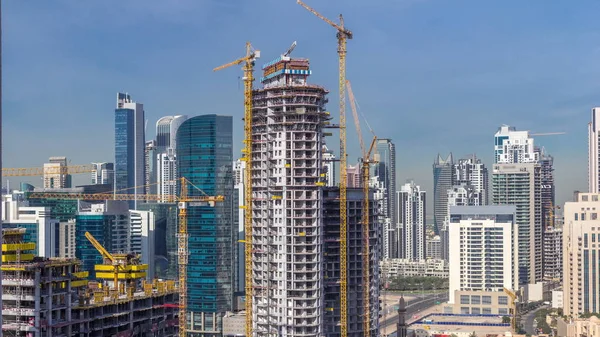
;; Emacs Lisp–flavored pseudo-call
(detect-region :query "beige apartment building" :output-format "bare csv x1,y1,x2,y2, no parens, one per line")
563,193,600,317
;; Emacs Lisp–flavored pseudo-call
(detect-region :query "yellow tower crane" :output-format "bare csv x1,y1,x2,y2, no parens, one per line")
213,42,260,337
347,79,377,336
84,231,148,295
26,177,224,337
297,2,353,335
503,287,519,331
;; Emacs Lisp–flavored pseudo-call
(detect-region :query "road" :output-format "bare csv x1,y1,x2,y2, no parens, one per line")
380,292,449,331
521,305,549,335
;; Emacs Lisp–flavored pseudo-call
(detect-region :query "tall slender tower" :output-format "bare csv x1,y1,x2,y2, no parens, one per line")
493,125,542,285
397,181,427,261
374,139,397,257
433,153,454,234
176,115,234,335
589,108,600,193
251,54,330,336
114,93,145,209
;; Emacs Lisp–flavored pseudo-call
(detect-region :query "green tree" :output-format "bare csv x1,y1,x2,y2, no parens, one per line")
502,316,511,324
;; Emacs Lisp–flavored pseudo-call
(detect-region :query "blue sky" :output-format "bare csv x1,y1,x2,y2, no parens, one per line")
4,0,600,212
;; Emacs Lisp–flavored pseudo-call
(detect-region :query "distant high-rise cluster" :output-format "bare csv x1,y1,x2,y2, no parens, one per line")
43,156,71,189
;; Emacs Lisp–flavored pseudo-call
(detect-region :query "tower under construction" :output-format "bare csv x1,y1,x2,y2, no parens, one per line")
251,53,330,336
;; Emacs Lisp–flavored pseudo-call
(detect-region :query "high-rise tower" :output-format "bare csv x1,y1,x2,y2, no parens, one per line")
433,153,454,234
493,125,542,285
374,139,397,257
176,115,234,335
251,54,330,336
397,181,426,261
114,93,145,209
91,162,114,187
156,115,188,202
589,108,600,193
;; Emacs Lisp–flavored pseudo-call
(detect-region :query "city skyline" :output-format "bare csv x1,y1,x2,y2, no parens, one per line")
2,0,592,211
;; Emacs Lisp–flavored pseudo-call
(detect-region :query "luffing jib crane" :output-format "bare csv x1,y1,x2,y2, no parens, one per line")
347,79,377,336
297,2,352,335
213,42,260,337
27,177,224,337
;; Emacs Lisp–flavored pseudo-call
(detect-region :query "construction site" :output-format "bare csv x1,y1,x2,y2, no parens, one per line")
1,1,385,336
1,227,179,337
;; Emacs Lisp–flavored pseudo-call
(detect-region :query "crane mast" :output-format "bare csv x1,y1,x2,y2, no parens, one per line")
213,42,259,337
347,79,376,336
178,177,189,337
296,2,352,335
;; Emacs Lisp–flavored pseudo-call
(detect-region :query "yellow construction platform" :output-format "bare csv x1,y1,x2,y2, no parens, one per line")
2,243,36,252
95,264,148,272
96,272,147,280
2,254,34,262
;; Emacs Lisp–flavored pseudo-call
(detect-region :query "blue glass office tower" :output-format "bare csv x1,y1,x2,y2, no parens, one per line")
176,115,234,336
115,93,145,209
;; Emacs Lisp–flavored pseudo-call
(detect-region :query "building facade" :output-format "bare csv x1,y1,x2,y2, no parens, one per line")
543,226,562,281
137,202,178,279
563,193,600,316
374,139,397,258
323,187,381,337
380,259,448,278
75,200,130,279
494,125,539,164
433,153,454,234
448,205,517,315
1,196,58,257
129,209,155,279
397,181,426,261
114,92,145,209
251,54,330,336
156,115,188,202
43,156,71,189
322,145,336,187
91,162,114,187
454,155,488,205
177,114,234,336
492,163,541,285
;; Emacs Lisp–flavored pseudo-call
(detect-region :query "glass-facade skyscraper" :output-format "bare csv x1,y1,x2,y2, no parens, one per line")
176,115,234,336
114,92,145,209
374,139,397,258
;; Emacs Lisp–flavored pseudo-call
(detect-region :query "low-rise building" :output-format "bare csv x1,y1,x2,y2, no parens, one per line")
557,316,600,337
380,259,448,278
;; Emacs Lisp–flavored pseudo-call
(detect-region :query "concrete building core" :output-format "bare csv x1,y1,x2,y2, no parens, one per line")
251,54,330,336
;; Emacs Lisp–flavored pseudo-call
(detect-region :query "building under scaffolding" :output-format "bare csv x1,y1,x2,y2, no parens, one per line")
251,54,331,336
1,227,179,337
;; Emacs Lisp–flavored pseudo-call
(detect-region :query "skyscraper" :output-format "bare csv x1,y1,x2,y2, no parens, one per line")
589,108,600,193
537,147,555,230
563,193,600,316
91,162,114,187
493,163,541,286
176,114,234,336
43,156,72,189
156,115,188,202
374,139,397,257
397,181,426,261
493,125,543,286
114,92,145,209
433,153,454,234
251,54,330,336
